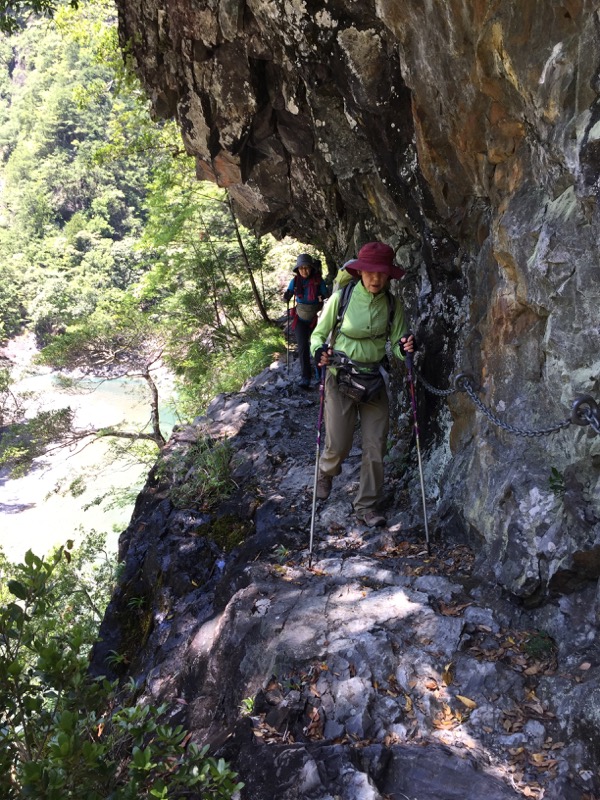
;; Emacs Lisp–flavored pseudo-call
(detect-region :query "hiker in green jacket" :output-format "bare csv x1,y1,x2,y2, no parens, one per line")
310,241,414,528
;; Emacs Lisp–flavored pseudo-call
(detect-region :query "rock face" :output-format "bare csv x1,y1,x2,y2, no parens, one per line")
91,361,600,799
116,0,600,600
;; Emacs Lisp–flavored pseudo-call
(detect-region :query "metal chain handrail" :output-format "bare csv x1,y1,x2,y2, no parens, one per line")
414,367,600,438
413,370,457,398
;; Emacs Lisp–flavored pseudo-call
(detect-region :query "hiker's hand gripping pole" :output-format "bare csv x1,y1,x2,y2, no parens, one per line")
308,364,327,568
405,346,431,555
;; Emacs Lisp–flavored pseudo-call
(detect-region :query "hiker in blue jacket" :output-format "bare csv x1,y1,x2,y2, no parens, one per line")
283,254,329,389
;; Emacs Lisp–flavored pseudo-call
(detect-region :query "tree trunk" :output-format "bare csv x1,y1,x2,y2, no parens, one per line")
226,194,271,323
142,370,166,446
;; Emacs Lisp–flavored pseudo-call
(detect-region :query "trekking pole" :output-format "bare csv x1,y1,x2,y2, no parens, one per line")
405,350,431,555
308,365,326,568
286,299,290,373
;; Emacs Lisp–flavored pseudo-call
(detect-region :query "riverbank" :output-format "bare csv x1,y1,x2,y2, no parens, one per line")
0,333,175,562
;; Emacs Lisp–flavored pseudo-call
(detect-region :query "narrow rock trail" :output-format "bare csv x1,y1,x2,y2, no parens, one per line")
93,358,600,800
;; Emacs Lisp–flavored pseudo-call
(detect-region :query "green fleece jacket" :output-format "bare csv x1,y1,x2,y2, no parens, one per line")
310,280,408,364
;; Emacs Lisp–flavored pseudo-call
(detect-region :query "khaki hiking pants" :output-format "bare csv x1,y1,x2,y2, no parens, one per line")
319,370,389,514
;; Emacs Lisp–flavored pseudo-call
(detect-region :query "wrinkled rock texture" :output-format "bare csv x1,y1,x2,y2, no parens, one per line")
92,362,600,799
116,0,600,599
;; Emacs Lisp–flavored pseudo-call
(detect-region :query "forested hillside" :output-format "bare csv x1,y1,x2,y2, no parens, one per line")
0,1,302,473
0,2,153,341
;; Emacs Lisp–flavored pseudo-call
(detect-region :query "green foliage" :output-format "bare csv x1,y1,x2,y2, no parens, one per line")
0,261,25,338
0,0,79,35
0,405,74,476
38,294,164,378
0,4,156,341
157,435,235,511
272,544,291,564
134,145,283,411
548,466,566,497
206,515,251,553
0,530,113,653
522,630,556,660
0,4,295,488
175,321,287,419
238,696,254,717
0,536,243,799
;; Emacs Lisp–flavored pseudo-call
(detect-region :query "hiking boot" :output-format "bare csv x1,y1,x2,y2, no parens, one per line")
356,509,387,528
316,473,333,500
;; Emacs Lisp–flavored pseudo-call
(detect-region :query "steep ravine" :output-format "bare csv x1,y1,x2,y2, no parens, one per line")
91,358,600,800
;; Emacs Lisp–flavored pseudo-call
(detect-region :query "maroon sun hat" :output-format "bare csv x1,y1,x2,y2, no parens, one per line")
346,242,405,280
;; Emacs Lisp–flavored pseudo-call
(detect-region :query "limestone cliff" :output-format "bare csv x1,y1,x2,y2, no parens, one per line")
115,0,600,599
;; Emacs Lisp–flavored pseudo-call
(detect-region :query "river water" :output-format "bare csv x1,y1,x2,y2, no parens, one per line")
0,339,176,563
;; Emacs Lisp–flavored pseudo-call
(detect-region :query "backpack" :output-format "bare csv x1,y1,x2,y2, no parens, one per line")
331,265,355,293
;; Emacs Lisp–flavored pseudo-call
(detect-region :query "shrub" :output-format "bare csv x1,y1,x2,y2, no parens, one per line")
0,540,243,799
157,435,234,511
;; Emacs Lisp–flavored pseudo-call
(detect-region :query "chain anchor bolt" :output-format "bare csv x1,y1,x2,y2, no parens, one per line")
454,372,476,392
571,395,600,434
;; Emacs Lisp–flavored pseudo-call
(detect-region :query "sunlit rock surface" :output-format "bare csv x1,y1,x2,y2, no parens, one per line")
91,362,600,799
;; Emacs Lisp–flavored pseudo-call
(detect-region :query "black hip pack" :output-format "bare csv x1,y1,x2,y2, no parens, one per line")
328,282,393,403
336,363,385,403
